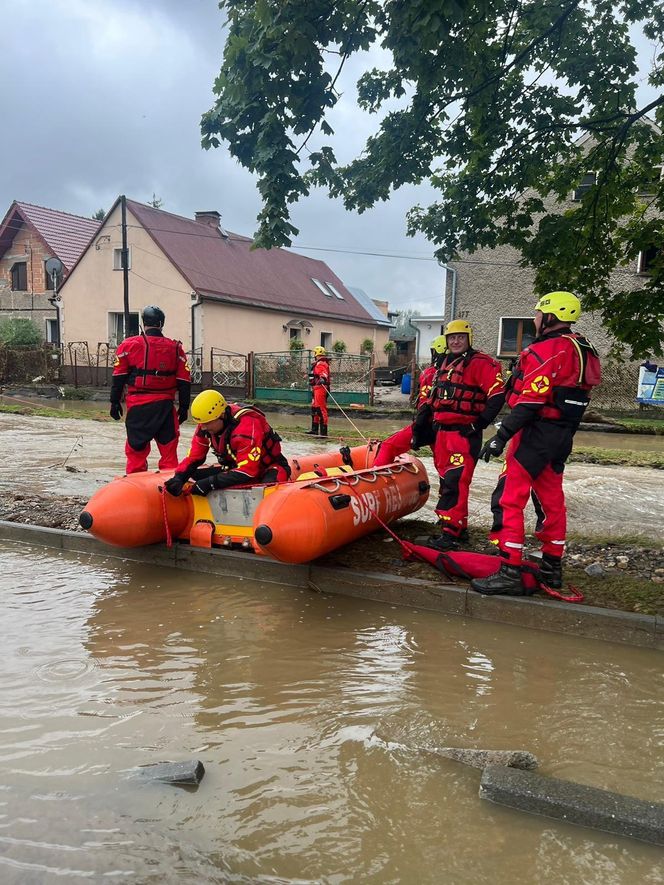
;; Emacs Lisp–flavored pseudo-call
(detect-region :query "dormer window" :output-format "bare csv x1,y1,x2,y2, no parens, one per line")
637,166,663,197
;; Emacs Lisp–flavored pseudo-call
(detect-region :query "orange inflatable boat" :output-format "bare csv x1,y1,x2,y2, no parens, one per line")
79,444,430,563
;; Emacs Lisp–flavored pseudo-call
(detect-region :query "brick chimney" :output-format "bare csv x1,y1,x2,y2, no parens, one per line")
195,210,221,228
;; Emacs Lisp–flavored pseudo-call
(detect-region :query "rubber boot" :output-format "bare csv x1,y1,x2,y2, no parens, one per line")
539,553,563,589
471,563,533,596
319,423,328,438
424,530,460,553
305,419,319,436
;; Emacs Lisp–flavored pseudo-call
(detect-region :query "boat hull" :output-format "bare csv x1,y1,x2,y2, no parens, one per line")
79,444,429,562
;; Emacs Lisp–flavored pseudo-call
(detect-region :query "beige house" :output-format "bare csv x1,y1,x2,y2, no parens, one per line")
60,198,391,378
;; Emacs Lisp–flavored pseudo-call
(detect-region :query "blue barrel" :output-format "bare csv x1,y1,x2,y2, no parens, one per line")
401,372,411,395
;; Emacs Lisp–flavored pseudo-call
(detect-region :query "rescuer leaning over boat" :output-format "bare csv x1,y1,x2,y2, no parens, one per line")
164,390,291,497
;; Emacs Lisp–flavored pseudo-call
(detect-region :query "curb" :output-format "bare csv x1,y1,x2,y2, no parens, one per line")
0,520,661,651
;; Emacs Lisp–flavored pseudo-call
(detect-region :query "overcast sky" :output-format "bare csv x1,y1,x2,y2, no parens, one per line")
1,1,658,316
1,0,445,314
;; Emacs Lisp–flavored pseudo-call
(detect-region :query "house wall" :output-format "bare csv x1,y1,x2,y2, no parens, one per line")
444,241,653,409
200,301,389,363
61,203,194,351
0,220,59,340
61,204,389,367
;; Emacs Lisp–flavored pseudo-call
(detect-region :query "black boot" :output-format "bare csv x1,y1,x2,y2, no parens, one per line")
539,553,563,589
471,563,533,596
305,420,319,436
424,530,460,552
320,423,328,438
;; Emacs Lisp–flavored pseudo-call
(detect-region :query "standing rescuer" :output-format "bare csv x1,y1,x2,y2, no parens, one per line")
427,320,506,551
110,305,191,474
471,291,602,596
164,389,291,496
306,345,331,437
372,337,439,467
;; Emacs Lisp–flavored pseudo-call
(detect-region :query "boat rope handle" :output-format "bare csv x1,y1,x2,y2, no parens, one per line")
158,486,173,548
539,581,585,603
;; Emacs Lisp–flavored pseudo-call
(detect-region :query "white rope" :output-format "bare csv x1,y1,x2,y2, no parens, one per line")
326,388,369,441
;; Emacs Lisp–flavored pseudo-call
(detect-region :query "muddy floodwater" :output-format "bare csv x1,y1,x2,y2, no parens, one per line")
1,541,662,883
1,412,663,540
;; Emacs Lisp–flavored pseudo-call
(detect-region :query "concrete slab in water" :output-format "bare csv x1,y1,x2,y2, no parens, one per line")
427,747,538,770
479,765,664,846
137,760,205,785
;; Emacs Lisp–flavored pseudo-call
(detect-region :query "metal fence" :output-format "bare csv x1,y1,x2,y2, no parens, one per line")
590,358,643,413
253,350,372,404
209,348,248,398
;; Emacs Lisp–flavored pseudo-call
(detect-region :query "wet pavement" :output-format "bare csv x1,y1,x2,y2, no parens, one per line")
1,412,663,542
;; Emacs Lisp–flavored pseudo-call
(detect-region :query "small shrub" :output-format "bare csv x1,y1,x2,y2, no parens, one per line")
332,340,347,353
383,340,395,355
289,338,305,351
360,338,374,354
0,318,43,346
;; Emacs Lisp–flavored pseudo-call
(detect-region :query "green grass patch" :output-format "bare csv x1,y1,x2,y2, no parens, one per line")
0,403,111,421
610,416,664,434
570,446,664,469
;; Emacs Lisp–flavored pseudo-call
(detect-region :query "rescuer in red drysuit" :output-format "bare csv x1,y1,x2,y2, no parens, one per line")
110,305,191,474
372,340,440,467
163,389,291,496
471,291,601,596
426,320,506,552
306,346,331,437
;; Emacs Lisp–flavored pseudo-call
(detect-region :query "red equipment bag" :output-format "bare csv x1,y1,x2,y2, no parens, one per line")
401,541,584,603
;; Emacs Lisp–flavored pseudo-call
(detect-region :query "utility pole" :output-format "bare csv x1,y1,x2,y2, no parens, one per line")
120,195,130,338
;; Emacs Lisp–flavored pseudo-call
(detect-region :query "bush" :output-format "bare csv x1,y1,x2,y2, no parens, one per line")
0,318,43,346
383,340,395,354
332,340,347,353
360,338,374,354
289,337,304,351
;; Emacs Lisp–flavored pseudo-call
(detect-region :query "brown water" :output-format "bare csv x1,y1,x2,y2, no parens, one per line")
1,541,662,883
2,394,663,452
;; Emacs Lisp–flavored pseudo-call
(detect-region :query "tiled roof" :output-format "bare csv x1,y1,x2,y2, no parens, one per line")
0,202,100,270
126,200,379,325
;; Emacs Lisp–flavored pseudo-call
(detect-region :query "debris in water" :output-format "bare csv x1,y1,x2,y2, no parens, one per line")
424,747,539,770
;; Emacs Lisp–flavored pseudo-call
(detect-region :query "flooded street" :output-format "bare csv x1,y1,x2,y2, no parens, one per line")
0,412,662,540
1,541,662,883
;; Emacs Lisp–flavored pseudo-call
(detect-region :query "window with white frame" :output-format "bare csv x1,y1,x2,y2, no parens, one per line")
324,282,345,300
113,247,131,270
498,317,536,357
45,318,59,346
320,331,332,349
311,278,332,297
108,311,139,345
572,172,596,201
637,245,661,274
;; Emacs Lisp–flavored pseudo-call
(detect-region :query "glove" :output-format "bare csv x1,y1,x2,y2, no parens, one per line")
479,435,506,462
190,476,215,496
164,474,186,497
177,406,188,424
460,423,478,438
110,402,123,420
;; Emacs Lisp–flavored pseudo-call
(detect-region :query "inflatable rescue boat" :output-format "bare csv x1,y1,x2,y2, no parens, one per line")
79,444,430,564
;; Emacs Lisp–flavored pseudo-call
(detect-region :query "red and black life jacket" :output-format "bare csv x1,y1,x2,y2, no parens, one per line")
126,334,181,394
208,404,287,473
431,350,494,421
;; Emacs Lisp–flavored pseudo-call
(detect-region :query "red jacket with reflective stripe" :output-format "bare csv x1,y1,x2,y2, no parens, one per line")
416,365,436,407
310,357,331,388
506,331,600,420
431,350,505,426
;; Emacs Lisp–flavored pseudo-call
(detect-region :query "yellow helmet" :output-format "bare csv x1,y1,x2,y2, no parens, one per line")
313,346,326,357
534,291,581,323
191,389,228,423
444,319,473,346
430,335,447,355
